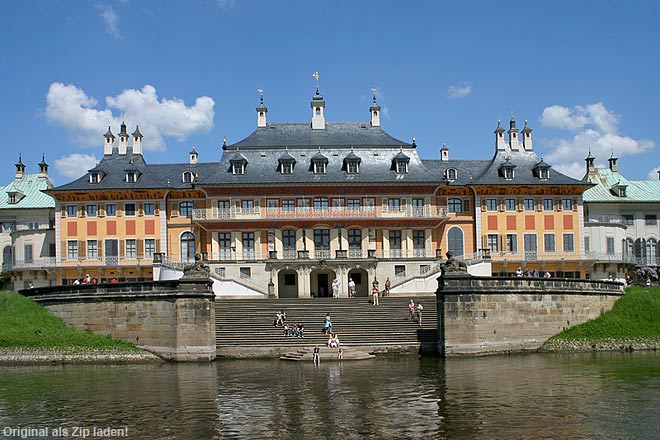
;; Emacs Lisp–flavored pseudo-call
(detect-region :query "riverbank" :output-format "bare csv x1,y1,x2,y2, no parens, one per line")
0,290,161,363
541,286,660,352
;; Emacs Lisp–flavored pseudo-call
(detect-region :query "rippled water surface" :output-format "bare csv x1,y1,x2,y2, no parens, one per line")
1,352,659,439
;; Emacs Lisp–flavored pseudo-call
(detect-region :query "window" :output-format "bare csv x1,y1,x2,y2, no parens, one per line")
240,267,251,278
298,199,310,212
126,171,137,183
486,199,497,211
24,244,33,264
364,198,375,212
645,215,657,225
106,203,116,217
218,233,232,259
313,161,326,174
125,239,137,258
506,233,518,253
389,230,402,257
396,161,408,174
89,172,101,183
282,230,296,258
182,171,194,183
412,198,424,216
348,229,362,257
394,265,406,278
387,198,401,212
543,198,554,211
505,198,516,211
242,232,255,259
267,199,279,212
563,233,575,252
539,168,550,179
346,161,359,174
487,234,499,252
179,201,194,218
241,200,255,214
66,205,78,217
67,240,78,259
124,203,136,216
348,198,361,212
447,227,464,257
145,239,155,258
561,199,573,211
544,233,556,252
180,232,195,263
524,198,535,211
331,198,344,211
314,228,330,258
584,237,590,253
232,162,245,175
448,198,463,214
313,197,329,212
617,187,627,197
606,237,615,254
281,162,293,174
503,167,514,179
144,203,155,216
623,214,634,225
87,240,98,259
446,168,457,180
282,199,295,212
218,200,231,218
8,194,16,204
86,204,98,218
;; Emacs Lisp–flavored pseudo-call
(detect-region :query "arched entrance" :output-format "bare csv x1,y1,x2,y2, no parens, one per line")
347,268,369,297
447,226,464,257
310,269,336,298
278,270,298,298
180,231,196,263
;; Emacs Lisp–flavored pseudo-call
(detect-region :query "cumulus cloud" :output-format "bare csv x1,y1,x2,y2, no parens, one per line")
447,82,473,99
97,3,121,39
540,102,654,179
45,82,215,151
54,153,99,179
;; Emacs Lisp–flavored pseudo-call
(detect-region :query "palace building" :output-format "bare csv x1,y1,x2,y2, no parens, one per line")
43,85,594,296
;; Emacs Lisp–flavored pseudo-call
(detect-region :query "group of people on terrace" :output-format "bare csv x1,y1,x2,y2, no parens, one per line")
515,267,551,278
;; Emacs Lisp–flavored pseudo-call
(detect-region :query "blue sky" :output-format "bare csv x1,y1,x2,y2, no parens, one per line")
2,0,659,185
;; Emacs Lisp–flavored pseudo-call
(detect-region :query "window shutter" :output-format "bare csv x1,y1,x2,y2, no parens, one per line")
171,202,179,217
499,235,504,252
119,240,125,258
98,242,104,257
78,241,85,258
481,235,487,248
155,239,161,253
137,238,144,257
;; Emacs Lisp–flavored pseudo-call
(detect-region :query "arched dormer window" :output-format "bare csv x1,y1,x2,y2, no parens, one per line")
344,151,361,175
229,152,248,175
311,151,328,174
125,170,141,183
182,171,194,183
392,151,410,175
278,151,296,175
499,158,516,180
446,168,457,181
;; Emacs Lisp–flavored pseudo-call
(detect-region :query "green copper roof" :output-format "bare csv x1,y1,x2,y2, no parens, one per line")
583,168,660,202
0,173,55,209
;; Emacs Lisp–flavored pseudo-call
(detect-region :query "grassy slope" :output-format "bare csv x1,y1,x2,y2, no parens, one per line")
549,287,660,341
0,291,139,351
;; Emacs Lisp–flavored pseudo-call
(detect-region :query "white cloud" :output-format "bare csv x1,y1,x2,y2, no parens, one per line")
447,82,472,99
540,102,654,179
97,3,121,39
45,82,215,151
216,0,235,9
54,153,99,179
647,167,660,180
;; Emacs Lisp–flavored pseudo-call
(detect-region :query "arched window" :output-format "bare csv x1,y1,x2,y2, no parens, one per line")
634,238,646,264
446,168,457,181
646,238,657,265
182,171,194,183
447,227,464,257
180,232,195,263
179,201,194,218
2,246,13,268
448,198,463,213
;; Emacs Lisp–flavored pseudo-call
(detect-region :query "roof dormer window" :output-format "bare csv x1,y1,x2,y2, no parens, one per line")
313,161,326,174
539,168,550,179
278,151,296,175
125,170,141,183
503,168,514,180
8,194,16,204
232,162,245,175
499,158,516,180
89,170,105,184
392,151,410,175
344,152,361,175
611,182,628,198
446,168,457,181
182,171,194,183
533,158,551,180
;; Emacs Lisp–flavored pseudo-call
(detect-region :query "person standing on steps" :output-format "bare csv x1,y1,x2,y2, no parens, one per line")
384,277,391,297
408,299,415,321
371,284,379,306
416,303,424,326
332,277,340,298
324,313,333,334
348,277,356,298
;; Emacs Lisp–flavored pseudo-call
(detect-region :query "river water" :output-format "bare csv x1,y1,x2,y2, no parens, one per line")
0,351,658,439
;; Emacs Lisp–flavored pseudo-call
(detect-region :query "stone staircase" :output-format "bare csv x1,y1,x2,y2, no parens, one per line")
215,297,438,358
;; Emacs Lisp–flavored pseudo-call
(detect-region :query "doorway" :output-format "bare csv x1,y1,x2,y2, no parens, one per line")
317,273,329,297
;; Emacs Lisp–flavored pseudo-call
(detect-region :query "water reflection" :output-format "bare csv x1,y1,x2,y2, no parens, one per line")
0,352,658,439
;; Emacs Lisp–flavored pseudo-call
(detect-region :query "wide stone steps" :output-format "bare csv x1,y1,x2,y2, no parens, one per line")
215,297,437,349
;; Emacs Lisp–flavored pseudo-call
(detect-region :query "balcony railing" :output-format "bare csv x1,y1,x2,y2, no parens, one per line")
2,257,57,271
489,250,660,266
193,205,449,221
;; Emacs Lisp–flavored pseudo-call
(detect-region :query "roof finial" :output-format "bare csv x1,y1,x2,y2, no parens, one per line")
371,86,377,104
258,86,264,104
223,137,227,147
312,71,320,94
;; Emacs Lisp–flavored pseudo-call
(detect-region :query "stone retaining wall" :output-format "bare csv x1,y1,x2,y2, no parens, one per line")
21,280,216,362
438,275,624,356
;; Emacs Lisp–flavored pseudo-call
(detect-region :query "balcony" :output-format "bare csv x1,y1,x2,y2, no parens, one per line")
193,205,449,221
2,257,57,271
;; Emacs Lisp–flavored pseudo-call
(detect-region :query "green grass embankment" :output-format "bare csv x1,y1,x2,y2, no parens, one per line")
0,290,139,351
545,287,660,350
